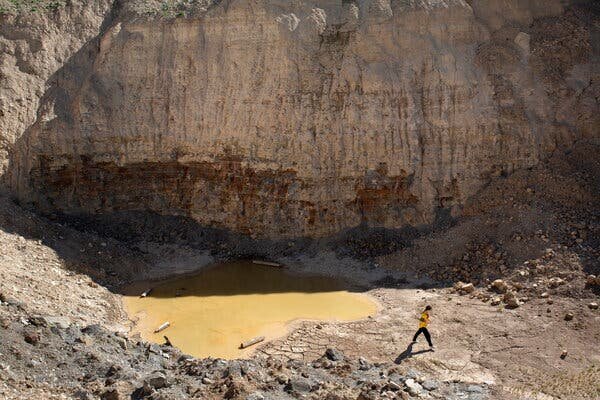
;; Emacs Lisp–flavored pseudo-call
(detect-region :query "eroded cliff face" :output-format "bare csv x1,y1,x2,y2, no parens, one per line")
4,0,599,238
0,0,114,175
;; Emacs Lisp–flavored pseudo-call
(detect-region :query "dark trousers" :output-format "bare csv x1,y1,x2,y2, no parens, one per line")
412,327,433,346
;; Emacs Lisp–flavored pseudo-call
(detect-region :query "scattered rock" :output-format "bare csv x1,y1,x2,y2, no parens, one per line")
223,383,241,399
28,316,47,327
225,362,243,379
387,380,402,390
100,389,120,400
586,275,600,289
115,331,127,339
275,374,288,384
548,277,566,288
503,292,519,309
116,337,128,350
358,357,370,370
588,302,598,310
23,330,40,345
76,335,93,346
73,390,91,400
131,384,152,399
325,348,344,362
81,324,103,335
42,316,71,329
382,391,396,399
404,378,423,397
560,350,568,359
358,390,380,400
491,279,508,294
178,354,194,363
285,377,313,393
405,369,419,380
145,373,170,389
456,282,475,294
148,343,162,355
0,317,10,329
564,312,574,321
421,379,439,391
467,385,484,393
106,365,121,377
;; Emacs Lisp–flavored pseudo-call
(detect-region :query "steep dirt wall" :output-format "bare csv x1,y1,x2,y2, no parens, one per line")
4,0,600,238
0,0,115,176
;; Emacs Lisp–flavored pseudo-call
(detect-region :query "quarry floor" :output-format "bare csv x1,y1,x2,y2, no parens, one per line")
1,142,599,400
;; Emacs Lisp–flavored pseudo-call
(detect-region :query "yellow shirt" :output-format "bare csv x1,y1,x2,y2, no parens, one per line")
418,311,430,328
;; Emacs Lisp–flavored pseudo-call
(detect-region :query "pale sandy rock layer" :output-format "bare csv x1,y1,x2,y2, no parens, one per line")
3,0,599,238
0,0,114,173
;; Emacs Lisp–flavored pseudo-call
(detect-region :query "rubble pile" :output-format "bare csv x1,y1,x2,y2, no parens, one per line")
0,300,489,400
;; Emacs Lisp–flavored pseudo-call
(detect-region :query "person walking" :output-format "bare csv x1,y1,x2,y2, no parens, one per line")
412,305,434,351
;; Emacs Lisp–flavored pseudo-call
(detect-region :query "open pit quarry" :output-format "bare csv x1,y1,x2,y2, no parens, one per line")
0,1,599,399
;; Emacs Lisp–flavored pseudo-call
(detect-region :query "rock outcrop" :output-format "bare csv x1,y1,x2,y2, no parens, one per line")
0,0,114,174
3,0,599,238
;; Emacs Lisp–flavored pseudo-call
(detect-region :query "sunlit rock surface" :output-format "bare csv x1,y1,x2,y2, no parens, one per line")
3,0,599,238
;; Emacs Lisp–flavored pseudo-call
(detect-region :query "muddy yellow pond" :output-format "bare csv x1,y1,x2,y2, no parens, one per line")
123,262,377,359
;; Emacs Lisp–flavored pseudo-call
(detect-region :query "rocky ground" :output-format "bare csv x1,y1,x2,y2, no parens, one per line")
0,142,599,399
0,299,495,400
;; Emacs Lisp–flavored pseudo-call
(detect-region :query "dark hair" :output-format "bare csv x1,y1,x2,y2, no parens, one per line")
425,305,432,311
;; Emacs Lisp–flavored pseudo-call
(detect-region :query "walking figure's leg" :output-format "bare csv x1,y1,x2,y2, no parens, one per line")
423,328,433,347
412,328,423,342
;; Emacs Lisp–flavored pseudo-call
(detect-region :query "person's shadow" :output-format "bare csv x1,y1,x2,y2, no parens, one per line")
394,342,433,364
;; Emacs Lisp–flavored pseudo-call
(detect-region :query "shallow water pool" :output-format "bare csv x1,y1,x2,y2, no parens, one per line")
123,261,377,359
